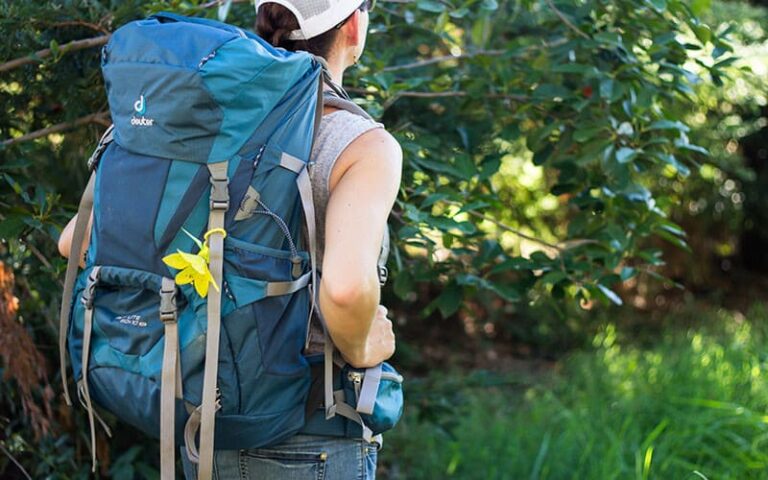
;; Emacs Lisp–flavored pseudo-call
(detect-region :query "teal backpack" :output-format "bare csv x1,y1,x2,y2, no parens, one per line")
58,13,402,480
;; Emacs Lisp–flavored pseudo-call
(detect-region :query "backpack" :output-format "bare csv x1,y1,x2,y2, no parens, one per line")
56,12,398,480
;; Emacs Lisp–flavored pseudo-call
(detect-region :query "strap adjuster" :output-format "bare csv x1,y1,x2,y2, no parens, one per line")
377,266,388,286
159,282,177,323
209,176,230,211
81,266,101,309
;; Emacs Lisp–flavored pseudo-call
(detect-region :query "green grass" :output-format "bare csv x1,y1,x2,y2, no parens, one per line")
380,304,768,479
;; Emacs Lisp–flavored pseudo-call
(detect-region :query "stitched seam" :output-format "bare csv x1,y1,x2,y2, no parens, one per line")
239,449,248,480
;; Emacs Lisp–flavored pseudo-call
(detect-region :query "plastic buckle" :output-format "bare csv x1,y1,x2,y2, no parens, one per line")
159,285,177,323
86,126,114,171
377,266,388,286
81,268,101,309
209,176,230,211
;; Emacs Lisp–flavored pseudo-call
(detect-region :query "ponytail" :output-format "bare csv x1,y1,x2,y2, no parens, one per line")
256,4,340,58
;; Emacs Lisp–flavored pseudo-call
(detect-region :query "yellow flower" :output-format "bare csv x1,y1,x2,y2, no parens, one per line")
162,229,224,298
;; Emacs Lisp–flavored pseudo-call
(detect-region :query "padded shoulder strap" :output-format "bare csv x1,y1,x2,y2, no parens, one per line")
322,91,375,121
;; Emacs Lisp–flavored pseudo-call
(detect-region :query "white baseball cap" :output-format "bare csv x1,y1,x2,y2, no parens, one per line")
255,0,364,40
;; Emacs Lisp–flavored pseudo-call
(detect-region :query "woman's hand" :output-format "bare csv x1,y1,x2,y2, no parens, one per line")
342,305,396,368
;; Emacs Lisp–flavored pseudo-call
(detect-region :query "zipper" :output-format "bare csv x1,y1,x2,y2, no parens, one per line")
348,371,363,400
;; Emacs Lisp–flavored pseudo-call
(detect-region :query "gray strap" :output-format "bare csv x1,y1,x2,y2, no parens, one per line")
184,406,203,464
295,162,336,420
356,365,382,416
59,126,113,406
332,390,374,443
323,320,336,419
159,278,179,480
322,93,374,121
279,152,305,173
265,271,311,297
58,173,95,406
76,381,112,438
197,161,229,480
80,266,101,473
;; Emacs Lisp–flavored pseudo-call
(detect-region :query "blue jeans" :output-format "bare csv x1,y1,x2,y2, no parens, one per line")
180,434,378,480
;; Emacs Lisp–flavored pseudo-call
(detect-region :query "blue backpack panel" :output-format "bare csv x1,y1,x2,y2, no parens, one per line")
59,12,324,479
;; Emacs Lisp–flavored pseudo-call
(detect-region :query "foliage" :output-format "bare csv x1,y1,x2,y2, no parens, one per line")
381,303,768,479
647,0,768,288
0,0,761,476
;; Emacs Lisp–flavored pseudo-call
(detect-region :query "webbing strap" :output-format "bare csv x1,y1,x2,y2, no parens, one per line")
80,266,101,473
295,162,336,420
76,382,112,438
279,152,305,173
266,271,311,297
184,405,203,464
332,390,374,443
356,365,382,416
59,126,113,406
58,173,95,406
159,278,179,480
197,161,229,480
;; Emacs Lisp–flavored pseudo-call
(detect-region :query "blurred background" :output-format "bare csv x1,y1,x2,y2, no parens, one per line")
1,0,767,478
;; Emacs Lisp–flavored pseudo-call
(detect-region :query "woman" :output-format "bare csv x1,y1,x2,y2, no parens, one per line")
59,0,401,478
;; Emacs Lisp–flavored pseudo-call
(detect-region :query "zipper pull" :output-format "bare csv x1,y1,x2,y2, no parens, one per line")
348,371,363,400
291,255,303,278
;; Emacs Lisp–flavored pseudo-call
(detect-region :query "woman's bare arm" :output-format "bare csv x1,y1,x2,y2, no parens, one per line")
319,127,402,368
58,212,92,267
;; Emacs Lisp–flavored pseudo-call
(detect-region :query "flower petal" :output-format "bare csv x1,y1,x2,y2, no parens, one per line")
163,253,189,270
175,267,196,285
178,251,207,275
194,276,209,298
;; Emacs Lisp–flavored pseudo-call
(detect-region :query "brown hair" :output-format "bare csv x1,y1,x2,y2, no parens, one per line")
256,4,341,58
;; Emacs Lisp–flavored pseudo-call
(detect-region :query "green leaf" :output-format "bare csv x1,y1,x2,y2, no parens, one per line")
491,257,535,274
646,0,666,12
620,267,637,281
416,0,446,12
574,125,609,143
433,282,463,317
616,147,638,164
490,283,521,302
648,120,690,133
0,215,27,239
690,0,711,15
597,284,623,305
480,0,498,11
653,153,690,176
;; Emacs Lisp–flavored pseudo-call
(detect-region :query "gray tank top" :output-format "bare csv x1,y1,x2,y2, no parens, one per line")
305,109,384,355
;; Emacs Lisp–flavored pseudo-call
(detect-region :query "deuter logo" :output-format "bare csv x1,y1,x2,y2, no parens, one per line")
134,95,146,115
130,94,155,127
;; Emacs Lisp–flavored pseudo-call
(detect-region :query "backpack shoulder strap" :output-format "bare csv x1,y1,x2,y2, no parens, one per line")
322,90,375,121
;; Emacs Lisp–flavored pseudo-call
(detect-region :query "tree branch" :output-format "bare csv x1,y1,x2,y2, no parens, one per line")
0,35,110,74
0,444,32,480
46,20,111,35
382,50,506,72
2,112,110,146
348,87,529,102
464,210,562,252
198,0,252,9
544,0,590,39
